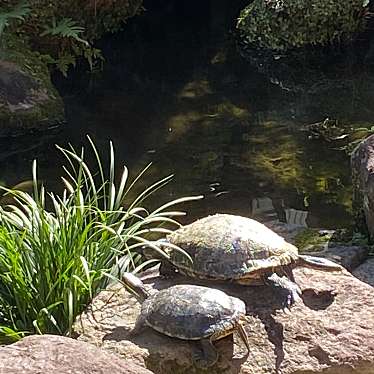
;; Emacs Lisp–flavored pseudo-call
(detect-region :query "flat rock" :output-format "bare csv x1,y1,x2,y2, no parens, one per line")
75,268,374,374
0,334,152,374
353,258,374,287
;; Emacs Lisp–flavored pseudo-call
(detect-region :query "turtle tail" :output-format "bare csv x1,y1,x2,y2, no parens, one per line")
122,272,150,302
298,255,343,271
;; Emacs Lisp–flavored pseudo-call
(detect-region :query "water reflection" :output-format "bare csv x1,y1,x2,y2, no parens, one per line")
284,209,308,229
251,197,279,223
251,197,309,229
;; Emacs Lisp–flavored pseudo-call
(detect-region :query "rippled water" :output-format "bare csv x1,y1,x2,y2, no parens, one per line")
2,7,374,230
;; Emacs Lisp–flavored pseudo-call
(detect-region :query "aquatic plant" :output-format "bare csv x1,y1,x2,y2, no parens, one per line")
0,137,201,342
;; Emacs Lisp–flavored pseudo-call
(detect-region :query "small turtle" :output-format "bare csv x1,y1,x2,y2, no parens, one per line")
154,214,343,308
122,272,250,368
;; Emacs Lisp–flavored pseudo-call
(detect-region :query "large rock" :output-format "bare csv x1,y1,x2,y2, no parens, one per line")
75,268,374,374
0,334,152,374
0,57,64,136
351,134,374,237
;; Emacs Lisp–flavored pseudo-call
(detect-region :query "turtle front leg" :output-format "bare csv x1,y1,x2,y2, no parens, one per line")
192,338,218,368
266,273,302,309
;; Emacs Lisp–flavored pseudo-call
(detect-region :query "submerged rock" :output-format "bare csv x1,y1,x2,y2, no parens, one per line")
0,334,152,374
75,268,374,374
0,57,64,136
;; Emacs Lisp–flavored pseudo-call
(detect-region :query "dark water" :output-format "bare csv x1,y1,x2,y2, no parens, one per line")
2,1,374,229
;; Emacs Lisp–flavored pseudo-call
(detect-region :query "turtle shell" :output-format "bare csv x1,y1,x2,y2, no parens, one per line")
167,214,299,281
142,284,245,340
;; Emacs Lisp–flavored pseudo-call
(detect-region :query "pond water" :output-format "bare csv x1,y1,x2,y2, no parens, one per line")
2,1,374,230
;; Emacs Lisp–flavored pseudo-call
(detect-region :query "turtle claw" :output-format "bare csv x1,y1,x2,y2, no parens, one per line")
266,273,302,310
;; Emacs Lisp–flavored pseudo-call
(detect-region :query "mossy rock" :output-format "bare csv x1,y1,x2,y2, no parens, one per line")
0,39,64,137
237,0,366,52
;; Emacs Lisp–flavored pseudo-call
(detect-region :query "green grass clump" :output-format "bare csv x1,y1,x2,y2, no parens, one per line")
0,137,201,342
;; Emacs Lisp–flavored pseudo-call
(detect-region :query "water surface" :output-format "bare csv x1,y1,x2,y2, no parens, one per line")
2,4,374,229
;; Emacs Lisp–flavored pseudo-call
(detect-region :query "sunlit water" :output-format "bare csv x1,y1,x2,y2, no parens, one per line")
2,6,374,230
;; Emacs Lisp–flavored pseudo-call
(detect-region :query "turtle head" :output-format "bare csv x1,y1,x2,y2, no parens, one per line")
122,272,150,302
135,239,170,261
298,255,343,271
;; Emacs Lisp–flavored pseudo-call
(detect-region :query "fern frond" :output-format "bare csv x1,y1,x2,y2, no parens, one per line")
40,18,88,46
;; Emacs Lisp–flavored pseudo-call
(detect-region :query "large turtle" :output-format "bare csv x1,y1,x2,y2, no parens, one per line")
122,272,250,368
154,214,343,308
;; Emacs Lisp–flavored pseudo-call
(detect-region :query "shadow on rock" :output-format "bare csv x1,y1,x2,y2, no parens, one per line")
252,311,284,373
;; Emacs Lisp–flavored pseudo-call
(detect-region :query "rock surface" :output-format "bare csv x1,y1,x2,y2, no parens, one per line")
353,258,374,287
0,58,64,136
0,334,152,374
75,268,374,374
351,134,374,238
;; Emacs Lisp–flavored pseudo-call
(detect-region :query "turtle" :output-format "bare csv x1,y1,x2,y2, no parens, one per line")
122,272,250,368
151,214,343,309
